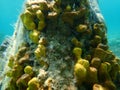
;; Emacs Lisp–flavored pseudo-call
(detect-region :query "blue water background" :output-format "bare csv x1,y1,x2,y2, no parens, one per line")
99,0,120,57
0,0,24,43
0,0,120,56
99,0,120,39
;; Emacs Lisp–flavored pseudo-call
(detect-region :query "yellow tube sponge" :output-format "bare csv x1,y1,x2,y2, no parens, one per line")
104,80,116,90
28,77,39,90
16,74,31,87
93,84,107,90
38,20,46,31
86,67,98,84
24,66,33,75
74,63,87,84
36,10,45,20
21,10,36,30
65,4,71,11
76,24,87,33
73,47,82,60
99,63,111,82
29,30,40,44
71,37,82,47
91,57,101,69
11,64,23,78
77,59,89,69
110,60,120,81
34,44,46,59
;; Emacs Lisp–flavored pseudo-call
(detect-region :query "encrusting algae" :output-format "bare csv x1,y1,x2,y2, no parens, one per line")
0,0,120,90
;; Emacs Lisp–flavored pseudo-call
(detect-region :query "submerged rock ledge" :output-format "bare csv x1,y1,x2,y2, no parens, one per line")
0,0,120,90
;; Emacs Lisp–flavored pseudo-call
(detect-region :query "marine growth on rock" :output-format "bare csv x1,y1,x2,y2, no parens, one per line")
0,0,120,90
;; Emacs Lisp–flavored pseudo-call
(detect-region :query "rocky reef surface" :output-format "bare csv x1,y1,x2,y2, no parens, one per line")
0,0,120,90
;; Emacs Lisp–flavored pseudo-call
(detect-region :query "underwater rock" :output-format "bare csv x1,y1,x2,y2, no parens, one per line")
0,0,120,90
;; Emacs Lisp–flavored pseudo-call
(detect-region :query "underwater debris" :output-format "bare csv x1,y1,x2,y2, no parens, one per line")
0,0,120,90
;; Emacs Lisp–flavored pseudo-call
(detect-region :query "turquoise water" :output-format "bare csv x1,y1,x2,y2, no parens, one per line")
0,0,24,44
99,0,120,57
0,0,120,42
99,0,120,39
0,0,120,56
